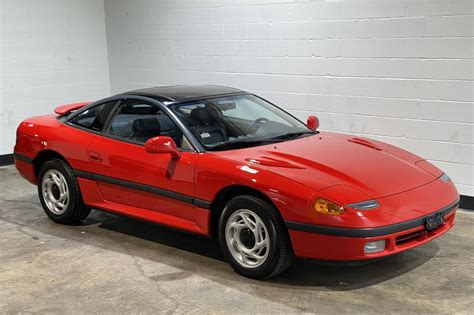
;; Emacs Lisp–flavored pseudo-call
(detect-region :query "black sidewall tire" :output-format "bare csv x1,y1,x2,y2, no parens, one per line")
218,195,285,279
37,159,90,224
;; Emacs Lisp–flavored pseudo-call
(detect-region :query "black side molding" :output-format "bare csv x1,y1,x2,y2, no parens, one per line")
13,153,33,164
74,170,93,180
193,198,212,209
285,198,460,238
74,169,211,210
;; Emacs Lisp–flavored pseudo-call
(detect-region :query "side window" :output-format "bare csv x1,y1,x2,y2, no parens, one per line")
70,102,117,131
106,101,192,150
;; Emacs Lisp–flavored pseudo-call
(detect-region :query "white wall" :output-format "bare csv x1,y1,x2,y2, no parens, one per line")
1,0,472,196
104,0,474,197
0,0,110,154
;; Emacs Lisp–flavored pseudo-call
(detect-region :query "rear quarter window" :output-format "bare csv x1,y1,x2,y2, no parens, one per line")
69,102,117,131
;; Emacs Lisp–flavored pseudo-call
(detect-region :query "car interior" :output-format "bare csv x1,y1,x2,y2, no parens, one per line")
71,101,187,148
71,96,297,150
173,100,294,147
108,102,184,147
188,106,228,145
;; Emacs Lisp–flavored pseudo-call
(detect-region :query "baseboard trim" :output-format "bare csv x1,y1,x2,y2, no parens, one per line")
460,195,473,211
0,154,14,166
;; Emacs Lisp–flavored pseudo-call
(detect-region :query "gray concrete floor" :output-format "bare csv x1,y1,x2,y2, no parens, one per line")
1,165,473,314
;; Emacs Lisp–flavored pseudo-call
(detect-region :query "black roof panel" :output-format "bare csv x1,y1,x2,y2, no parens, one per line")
123,85,246,103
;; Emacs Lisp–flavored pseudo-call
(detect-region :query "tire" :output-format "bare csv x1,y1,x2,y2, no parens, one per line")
37,158,91,224
218,195,295,279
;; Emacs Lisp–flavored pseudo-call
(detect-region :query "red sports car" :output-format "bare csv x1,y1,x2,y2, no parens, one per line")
14,85,459,279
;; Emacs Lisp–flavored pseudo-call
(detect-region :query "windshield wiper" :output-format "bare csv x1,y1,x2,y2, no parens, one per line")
208,139,282,151
208,131,317,151
271,130,317,140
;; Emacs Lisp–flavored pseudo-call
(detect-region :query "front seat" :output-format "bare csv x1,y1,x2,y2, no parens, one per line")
157,114,183,147
131,117,161,143
190,107,227,145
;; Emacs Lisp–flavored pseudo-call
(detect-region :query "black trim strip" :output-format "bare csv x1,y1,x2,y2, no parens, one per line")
285,198,460,238
74,170,211,209
460,195,473,211
194,199,212,209
0,154,14,166
13,153,33,164
73,170,94,180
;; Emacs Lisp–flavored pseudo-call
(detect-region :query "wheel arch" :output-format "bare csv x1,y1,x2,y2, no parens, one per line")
33,150,70,178
209,185,280,237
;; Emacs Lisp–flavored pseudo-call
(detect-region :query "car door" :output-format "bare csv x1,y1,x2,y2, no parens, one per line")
65,100,119,176
86,98,198,222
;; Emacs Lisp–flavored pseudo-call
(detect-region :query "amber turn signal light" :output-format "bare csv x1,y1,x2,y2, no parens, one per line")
313,198,344,216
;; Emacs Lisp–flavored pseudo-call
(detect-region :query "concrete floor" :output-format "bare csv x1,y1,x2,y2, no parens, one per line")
1,165,473,314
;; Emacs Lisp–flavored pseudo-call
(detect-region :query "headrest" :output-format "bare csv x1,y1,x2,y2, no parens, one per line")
190,106,222,126
157,114,176,131
190,107,213,125
132,117,160,136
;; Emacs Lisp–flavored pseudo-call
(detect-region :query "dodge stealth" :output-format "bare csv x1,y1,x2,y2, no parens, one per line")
14,85,459,279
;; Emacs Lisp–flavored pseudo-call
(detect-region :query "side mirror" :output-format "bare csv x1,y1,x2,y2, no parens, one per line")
145,136,181,159
307,115,319,131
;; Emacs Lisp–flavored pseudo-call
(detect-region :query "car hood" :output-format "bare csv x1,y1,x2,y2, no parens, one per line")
211,132,440,199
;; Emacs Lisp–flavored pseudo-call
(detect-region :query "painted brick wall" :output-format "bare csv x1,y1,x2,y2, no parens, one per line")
2,0,472,197
0,0,110,154
104,0,474,196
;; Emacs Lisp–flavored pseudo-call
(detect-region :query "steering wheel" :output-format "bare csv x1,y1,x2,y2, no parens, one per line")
246,117,269,135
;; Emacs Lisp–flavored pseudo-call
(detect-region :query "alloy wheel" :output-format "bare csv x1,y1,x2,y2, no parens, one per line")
225,209,270,268
41,169,69,215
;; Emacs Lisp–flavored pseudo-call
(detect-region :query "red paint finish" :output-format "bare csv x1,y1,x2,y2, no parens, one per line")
54,102,91,115
145,136,182,159
14,103,459,261
290,211,457,260
77,177,210,235
15,160,36,184
306,115,319,131
86,135,198,222
308,175,458,229
210,132,437,199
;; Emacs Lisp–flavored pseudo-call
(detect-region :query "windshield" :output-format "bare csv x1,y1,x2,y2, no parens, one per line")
170,94,314,150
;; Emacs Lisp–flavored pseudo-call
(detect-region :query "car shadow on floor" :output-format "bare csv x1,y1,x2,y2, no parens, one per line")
1,192,439,292
84,209,440,291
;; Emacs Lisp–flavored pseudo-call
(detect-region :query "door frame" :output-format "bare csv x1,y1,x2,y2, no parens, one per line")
65,94,206,153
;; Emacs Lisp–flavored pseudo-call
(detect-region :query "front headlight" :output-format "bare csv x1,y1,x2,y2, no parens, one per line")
313,198,344,216
345,199,380,210
440,173,450,183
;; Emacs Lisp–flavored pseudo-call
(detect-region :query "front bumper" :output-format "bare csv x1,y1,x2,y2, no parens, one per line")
286,199,458,260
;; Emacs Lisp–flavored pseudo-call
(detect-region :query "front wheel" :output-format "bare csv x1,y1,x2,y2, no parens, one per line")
218,195,295,279
37,158,91,224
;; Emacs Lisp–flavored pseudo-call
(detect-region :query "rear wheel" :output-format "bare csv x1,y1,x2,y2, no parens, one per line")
38,159,91,224
218,195,294,279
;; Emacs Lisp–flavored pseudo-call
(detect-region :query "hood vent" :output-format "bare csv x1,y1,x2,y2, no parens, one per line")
348,138,382,151
245,157,305,169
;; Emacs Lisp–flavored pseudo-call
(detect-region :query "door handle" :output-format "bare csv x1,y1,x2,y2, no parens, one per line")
88,151,102,162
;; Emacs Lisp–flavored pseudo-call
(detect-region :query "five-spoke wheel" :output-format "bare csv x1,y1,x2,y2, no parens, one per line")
41,169,69,215
37,158,91,224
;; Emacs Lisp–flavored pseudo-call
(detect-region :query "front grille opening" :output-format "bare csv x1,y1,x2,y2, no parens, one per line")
396,230,427,246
